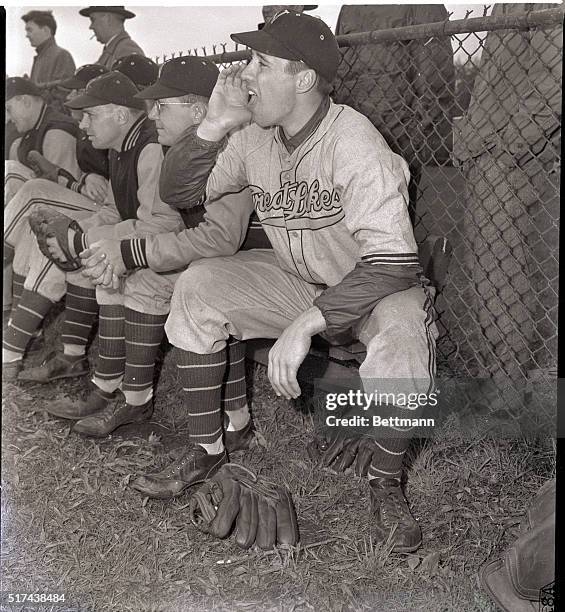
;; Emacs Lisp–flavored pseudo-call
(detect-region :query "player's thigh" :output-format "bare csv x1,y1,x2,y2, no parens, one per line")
167,250,321,352
124,268,180,316
357,284,438,395
5,179,98,243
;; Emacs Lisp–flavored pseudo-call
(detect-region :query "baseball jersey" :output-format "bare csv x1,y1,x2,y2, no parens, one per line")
148,100,425,338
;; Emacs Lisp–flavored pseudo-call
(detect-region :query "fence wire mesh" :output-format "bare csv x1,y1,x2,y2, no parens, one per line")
157,8,561,434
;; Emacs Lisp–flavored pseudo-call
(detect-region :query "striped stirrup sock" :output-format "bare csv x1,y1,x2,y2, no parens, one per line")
2,290,53,355
61,284,99,350
122,308,167,406
94,304,125,383
174,346,227,446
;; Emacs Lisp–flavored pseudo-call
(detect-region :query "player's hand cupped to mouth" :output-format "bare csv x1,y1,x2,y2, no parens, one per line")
200,63,252,139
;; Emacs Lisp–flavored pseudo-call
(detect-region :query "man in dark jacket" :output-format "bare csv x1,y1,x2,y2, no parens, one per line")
80,6,145,69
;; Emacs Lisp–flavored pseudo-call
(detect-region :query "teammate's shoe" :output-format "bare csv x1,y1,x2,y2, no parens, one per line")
73,399,153,438
2,360,23,382
18,351,89,383
369,478,422,553
130,446,228,499
47,386,117,420
225,419,255,454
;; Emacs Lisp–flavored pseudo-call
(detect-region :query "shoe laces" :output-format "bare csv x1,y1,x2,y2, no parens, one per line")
165,448,198,477
374,485,412,527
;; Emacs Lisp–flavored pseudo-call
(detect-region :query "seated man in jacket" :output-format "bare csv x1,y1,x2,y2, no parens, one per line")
2,72,183,384
4,64,110,325
5,77,79,204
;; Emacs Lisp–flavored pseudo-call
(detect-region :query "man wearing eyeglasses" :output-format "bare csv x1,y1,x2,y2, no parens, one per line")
40,57,268,445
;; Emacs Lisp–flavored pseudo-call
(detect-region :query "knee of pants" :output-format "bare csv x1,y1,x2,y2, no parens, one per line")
123,268,177,316
358,285,438,395
96,284,124,307
171,260,224,309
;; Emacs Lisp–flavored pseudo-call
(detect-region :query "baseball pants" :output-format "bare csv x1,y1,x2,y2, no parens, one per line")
166,249,438,397
5,178,102,293
5,160,35,205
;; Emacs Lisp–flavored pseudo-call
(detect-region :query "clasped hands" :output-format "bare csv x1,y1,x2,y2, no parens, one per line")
79,238,125,289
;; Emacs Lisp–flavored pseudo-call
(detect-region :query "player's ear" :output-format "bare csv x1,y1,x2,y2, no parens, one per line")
191,101,207,124
115,106,129,125
295,68,317,95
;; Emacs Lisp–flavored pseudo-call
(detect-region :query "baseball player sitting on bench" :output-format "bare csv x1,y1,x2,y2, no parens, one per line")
84,12,438,552
3,58,160,382
4,64,110,336
44,56,270,441
2,71,183,386
5,77,80,205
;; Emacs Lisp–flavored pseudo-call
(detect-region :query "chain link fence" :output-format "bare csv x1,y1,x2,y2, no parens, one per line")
156,7,561,433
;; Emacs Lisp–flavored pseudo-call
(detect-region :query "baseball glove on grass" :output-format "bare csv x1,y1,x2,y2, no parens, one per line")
28,206,83,272
27,150,76,185
307,434,376,477
188,464,299,550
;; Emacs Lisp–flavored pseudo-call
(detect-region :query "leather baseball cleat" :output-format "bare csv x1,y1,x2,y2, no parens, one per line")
46,386,117,420
2,360,23,382
225,420,255,454
130,446,228,499
18,351,89,383
369,478,422,553
73,399,153,438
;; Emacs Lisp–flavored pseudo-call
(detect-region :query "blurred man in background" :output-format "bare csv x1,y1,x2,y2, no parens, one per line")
80,6,145,68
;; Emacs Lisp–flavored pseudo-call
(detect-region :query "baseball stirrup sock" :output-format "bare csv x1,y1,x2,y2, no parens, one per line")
367,403,419,480
94,305,125,387
122,308,167,406
2,290,53,355
175,346,227,447
223,338,250,430
61,285,98,353
10,273,25,313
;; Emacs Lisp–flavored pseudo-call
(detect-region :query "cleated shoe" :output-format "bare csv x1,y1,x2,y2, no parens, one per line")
47,386,117,420
19,351,89,383
369,478,422,553
73,399,153,438
130,445,227,499
225,420,255,454
2,360,23,382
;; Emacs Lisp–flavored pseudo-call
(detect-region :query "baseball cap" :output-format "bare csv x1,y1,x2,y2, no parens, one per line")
79,6,135,19
112,55,159,88
135,56,219,100
231,11,340,83
59,64,108,90
5,77,42,101
66,71,145,110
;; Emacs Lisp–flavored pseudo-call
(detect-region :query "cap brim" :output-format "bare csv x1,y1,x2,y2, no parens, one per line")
230,30,300,61
303,5,318,10
134,81,187,100
65,92,108,109
79,7,135,19
59,77,86,90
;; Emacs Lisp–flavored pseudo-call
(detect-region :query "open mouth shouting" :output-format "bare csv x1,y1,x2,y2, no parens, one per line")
247,90,258,107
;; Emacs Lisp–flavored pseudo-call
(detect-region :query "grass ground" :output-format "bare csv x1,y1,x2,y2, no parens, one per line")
1,318,556,612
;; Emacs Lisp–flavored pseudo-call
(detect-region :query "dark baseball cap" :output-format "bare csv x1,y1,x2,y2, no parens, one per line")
79,6,135,19
60,64,108,90
66,71,145,110
231,11,340,82
112,55,159,88
136,56,219,100
5,77,42,101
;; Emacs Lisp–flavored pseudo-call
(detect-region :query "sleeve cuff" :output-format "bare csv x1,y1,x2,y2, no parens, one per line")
121,238,148,270
73,229,87,256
